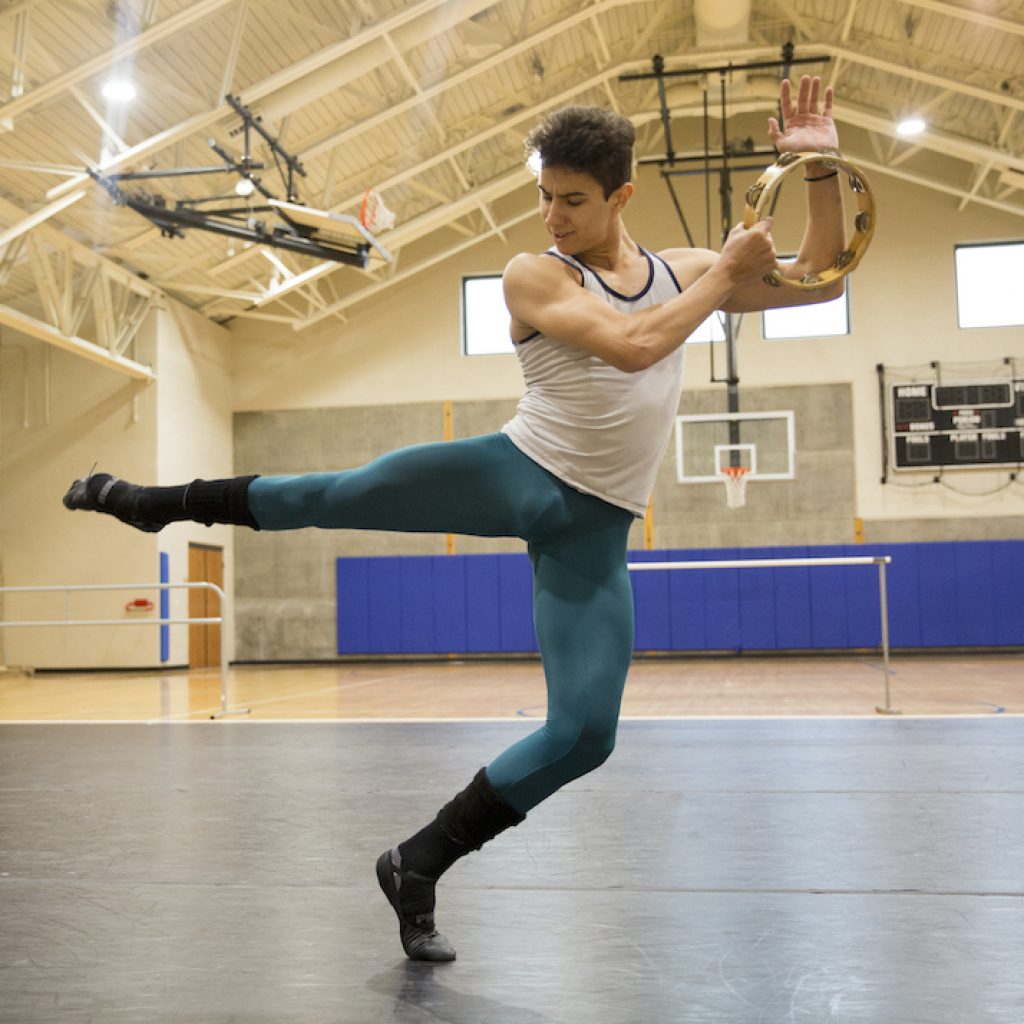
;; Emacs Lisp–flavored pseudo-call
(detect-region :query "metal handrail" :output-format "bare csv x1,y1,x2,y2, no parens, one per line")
0,582,247,718
626,555,898,714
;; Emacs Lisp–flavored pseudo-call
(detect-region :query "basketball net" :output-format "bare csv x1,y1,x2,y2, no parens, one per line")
721,466,750,509
360,188,396,233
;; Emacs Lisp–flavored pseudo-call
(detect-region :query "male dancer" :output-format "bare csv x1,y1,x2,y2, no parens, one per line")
65,77,845,961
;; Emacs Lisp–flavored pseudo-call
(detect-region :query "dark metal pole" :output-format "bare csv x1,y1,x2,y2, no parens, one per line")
719,71,740,459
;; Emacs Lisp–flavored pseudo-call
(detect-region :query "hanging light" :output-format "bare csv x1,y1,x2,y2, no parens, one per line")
101,79,136,102
896,117,926,137
235,177,255,197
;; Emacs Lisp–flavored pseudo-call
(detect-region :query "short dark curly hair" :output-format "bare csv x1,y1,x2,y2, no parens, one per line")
524,105,635,199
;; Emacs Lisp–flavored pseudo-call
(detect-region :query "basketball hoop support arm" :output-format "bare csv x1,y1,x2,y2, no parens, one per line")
87,96,372,267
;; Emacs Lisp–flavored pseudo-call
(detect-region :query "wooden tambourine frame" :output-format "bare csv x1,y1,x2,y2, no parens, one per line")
743,150,876,291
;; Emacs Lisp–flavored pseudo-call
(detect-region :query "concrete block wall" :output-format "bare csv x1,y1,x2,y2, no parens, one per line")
234,401,515,660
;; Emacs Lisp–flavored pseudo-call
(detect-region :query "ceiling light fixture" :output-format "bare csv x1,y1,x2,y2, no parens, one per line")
234,177,255,197
101,79,136,102
896,117,926,137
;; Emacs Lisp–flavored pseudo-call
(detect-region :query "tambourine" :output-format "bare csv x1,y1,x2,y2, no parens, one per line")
743,149,876,291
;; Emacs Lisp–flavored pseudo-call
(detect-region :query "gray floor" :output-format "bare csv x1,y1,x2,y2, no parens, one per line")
1,718,1022,1024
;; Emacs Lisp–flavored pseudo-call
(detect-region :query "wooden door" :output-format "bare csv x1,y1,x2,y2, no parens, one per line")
188,544,223,669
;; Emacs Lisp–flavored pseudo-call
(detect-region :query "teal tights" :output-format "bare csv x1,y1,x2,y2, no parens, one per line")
248,432,635,813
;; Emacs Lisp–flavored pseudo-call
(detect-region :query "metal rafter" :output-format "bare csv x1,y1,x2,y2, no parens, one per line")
0,0,237,124
44,0,463,203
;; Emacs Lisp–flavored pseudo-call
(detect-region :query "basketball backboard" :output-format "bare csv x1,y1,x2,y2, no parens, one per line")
674,410,797,483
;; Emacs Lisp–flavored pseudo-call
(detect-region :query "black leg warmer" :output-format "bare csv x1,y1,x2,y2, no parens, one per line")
377,768,525,962
183,476,260,528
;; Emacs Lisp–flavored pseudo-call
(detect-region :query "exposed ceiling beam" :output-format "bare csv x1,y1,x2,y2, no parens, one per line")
894,0,1024,38
0,0,237,125
44,0,472,203
824,44,1024,115
300,0,655,163
852,154,1024,219
0,302,155,380
0,190,88,249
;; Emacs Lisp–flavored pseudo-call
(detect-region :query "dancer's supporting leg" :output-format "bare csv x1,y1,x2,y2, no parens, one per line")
381,491,634,960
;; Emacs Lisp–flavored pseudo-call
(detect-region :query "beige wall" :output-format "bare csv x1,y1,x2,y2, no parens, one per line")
230,167,1024,529
0,301,234,670
154,303,236,666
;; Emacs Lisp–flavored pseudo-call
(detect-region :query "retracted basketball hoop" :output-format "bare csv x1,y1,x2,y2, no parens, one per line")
721,465,751,508
360,188,396,233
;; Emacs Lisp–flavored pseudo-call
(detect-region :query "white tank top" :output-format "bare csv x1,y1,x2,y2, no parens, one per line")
502,245,686,517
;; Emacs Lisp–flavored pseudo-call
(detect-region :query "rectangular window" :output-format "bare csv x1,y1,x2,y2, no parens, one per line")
462,276,729,351
762,257,850,339
462,275,513,355
687,311,727,344
955,241,1024,329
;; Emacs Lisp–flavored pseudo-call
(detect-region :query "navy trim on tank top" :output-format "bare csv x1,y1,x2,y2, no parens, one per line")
646,248,683,294
513,329,541,345
540,249,586,286
573,245,655,303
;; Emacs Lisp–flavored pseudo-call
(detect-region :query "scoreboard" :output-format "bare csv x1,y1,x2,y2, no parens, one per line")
890,378,1024,471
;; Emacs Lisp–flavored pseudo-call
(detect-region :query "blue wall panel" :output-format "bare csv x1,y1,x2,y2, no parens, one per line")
736,547,778,651
773,547,813,650
498,554,537,652
916,542,960,648
953,542,996,647
807,545,850,649
367,558,402,654
159,551,170,663
399,557,435,654
668,550,706,651
631,550,671,651
703,549,741,651
336,557,370,654
465,555,502,653
992,541,1024,645
884,544,920,649
432,556,467,653
337,540,1023,655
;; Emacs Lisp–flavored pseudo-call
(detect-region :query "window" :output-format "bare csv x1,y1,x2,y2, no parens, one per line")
462,275,512,355
761,257,850,339
955,241,1024,329
687,311,727,344
461,276,728,352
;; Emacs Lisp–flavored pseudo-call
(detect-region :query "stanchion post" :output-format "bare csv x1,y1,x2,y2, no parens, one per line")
874,558,901,715
205,581,249,720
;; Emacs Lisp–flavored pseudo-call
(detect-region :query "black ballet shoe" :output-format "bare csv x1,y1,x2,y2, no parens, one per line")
62,473,165,534
376,848,456,962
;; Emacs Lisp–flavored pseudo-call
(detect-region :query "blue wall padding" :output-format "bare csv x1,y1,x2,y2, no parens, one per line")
336,540,1024,656
993,540,1024,645
465,555,501,652
159,552,170,663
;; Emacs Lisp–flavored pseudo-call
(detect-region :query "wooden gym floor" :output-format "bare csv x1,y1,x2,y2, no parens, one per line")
0,651,1021,721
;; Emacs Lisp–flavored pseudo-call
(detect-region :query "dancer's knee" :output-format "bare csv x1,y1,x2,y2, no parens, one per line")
547,715,618,777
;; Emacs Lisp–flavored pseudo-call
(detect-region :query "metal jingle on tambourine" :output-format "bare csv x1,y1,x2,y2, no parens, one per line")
742,150,876,291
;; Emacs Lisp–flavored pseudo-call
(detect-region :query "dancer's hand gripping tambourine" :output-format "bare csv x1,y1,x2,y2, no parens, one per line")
743,149,876,291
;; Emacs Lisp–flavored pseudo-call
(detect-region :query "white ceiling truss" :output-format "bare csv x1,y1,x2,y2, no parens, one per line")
0,0,1021,378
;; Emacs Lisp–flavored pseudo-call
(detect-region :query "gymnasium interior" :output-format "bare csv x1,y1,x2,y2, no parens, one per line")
1,1,1022,1021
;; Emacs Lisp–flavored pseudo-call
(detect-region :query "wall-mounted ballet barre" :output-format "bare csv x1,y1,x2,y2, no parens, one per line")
626,556,898,715
0,582,248,718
